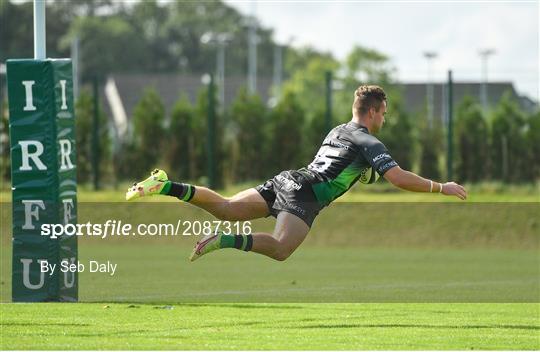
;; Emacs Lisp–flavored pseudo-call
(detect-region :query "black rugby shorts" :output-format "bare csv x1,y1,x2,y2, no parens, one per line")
255,170,322,227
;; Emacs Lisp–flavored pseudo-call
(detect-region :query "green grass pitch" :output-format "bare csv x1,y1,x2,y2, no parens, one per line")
1,187,539,349
1,303,539,349
1,245,539,349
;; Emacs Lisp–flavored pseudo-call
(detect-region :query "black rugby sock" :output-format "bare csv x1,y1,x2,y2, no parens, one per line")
166,181,196,201
234,234,253,251
220,234,253,252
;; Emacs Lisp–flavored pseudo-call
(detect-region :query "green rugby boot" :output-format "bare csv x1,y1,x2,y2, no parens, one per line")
189,232,224,262
126,169,169,201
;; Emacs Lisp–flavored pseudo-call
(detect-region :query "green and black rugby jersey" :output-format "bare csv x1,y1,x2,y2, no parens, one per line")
299,121,398,205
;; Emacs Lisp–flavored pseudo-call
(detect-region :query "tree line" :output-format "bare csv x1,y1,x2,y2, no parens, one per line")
66,84,539,188
1,78,538,187
1,0,302,82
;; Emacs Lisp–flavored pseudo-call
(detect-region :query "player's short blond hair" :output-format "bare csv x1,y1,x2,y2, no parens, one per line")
353,85,387,115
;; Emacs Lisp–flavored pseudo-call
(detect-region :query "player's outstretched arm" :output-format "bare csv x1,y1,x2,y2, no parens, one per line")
383,166,467,200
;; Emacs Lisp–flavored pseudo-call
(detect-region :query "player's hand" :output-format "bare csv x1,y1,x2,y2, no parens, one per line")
441,182,467,200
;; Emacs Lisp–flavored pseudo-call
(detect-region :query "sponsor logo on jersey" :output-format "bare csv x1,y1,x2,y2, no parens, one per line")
323,138,351,150
378,160,398,173
276,175,302,191
373,153,391,163
359,167,370,183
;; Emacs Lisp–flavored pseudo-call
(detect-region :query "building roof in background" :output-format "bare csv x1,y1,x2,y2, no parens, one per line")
105,73,273,120
398,82,537,119
99,73,537,137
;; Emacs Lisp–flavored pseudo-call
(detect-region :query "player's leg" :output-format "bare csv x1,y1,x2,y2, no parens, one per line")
190,211,310,262
250,211,310,261
189,187,269,221
126,169,269,221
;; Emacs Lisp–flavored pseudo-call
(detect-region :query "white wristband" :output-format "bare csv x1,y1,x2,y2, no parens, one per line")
429,180,433,193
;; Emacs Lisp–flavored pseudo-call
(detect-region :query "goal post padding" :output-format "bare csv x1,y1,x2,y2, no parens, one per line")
7,59,78,302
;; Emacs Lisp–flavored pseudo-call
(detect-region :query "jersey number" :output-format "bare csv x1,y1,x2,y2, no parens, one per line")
309,147,340,173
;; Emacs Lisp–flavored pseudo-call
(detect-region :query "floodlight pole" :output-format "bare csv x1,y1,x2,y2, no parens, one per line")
207,74,217,189
34,0,46,59
216,33,232,112
71,36,80,101
325,71,333,133
201,32,231,112
272,38,293,101
446,70,454,181
273,44,283,98
479,48,496,111
423,51,437,129
247,1,258,95
247,16,258,95
217,42,225,109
